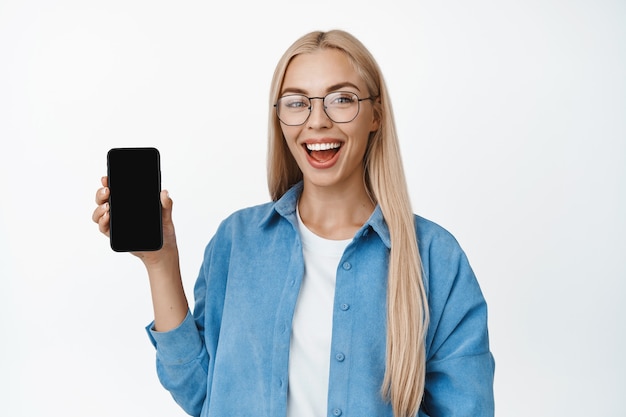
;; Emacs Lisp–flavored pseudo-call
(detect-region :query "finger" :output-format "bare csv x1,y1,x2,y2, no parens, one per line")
98,207,110,236
160,190,172,208
95,185,109,205
160,190,173,224
101,176,108,187
92,201,109,224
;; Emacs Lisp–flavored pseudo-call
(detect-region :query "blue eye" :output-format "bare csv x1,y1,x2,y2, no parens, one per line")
281,95,310,110
326,92,357,107
275,91,372,126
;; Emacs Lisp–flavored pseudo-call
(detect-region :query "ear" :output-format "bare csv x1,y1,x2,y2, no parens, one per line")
370,117,380,132
369,97,381,132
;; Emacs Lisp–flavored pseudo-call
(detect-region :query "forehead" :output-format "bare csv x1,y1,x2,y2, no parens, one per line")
281,48,365,94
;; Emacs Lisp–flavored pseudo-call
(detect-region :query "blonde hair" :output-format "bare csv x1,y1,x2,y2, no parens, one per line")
267,30,429,417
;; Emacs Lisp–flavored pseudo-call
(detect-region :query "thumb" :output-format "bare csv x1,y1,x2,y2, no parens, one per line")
160,190,173,223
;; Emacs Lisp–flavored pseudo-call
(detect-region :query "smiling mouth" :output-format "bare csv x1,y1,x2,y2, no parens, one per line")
305,142,341,163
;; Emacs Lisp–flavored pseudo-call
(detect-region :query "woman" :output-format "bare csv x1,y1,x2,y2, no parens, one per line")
93,30,494,417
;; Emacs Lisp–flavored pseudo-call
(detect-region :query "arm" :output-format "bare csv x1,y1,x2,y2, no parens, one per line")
93,176,207,415
93,175,189,330
146,234,228,416
420,232,495,416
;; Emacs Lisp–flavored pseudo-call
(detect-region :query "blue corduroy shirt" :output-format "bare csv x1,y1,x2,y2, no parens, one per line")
147,182,495,417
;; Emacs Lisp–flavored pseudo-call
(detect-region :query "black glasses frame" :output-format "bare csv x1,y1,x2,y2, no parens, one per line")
274,91,375,126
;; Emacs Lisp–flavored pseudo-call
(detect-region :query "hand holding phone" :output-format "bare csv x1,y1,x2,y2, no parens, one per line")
107,147,163,252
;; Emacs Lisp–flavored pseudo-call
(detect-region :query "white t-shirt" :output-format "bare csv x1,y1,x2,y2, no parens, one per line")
287,208,351,417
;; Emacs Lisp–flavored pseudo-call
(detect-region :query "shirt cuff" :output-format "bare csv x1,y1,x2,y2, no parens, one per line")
145,310,204,364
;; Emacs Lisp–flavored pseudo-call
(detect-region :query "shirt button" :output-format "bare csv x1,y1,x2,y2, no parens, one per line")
335,353,345,362
340,303,350,311
333,408,342,416
342,262,351,270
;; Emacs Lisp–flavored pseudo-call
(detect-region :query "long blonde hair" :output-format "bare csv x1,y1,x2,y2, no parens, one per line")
267,30,429,417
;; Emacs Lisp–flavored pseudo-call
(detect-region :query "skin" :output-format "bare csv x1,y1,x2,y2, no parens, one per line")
280,49,380,239
92,48,379,331
92,177,188,332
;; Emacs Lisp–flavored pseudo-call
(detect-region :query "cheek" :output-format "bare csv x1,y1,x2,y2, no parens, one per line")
281,126,302,155
281,125,298,143
352,121,376,145
352,108,379,138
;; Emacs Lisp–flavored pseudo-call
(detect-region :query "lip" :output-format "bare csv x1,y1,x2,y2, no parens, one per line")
302,138,343,169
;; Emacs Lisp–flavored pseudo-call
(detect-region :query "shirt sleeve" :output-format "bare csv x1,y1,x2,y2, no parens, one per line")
146,311,209,417
144,215,235,416
420,231,495,416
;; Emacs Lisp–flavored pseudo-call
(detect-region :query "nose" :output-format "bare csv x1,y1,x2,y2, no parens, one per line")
306,98,332,128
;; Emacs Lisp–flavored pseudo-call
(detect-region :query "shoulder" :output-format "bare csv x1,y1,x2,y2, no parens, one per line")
214,183,301,236
412,214,480,303
203,184,302,261
208,198,298,248
413,215,492,377
199,201,281,269
219,201,276,230
413,214,465,261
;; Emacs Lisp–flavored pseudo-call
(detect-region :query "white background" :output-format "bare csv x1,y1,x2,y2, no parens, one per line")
1,1,624,416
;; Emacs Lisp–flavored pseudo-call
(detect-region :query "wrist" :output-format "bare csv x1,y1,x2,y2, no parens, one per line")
137,245,180,272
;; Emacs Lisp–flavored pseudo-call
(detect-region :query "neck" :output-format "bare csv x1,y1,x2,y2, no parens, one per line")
298,180,375,240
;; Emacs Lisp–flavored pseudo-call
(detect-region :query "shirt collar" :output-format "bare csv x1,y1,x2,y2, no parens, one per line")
259,181,391,249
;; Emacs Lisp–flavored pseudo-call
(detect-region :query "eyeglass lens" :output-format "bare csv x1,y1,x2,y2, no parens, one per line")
276,91,361,126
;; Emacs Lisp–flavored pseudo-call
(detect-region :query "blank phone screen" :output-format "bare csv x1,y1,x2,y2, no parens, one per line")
107,147,162,252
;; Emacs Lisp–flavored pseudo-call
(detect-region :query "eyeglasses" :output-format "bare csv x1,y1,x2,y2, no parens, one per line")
274,91,375,126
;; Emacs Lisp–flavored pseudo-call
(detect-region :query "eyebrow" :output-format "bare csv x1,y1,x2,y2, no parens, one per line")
280,82,362,96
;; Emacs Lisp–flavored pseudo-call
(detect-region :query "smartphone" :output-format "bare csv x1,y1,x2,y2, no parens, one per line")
107,147,163,252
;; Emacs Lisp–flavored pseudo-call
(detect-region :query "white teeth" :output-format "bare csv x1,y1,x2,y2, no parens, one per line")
306,142,341,151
